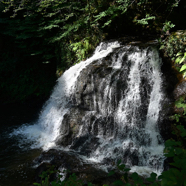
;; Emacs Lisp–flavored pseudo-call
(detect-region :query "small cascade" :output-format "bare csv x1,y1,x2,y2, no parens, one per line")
11,41,166,176
11,41,120,149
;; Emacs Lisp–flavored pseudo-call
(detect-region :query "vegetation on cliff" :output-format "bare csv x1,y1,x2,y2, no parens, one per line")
0,0,186,102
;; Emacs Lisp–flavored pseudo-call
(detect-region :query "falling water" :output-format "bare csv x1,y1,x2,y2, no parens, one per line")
11,41,165,176
11,41,120,149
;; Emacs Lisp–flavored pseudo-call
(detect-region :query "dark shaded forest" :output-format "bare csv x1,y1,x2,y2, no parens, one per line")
0,0,186,103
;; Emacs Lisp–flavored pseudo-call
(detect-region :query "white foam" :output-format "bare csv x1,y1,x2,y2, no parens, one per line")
10,41,120,150
130,166,162,177
10,42,165,177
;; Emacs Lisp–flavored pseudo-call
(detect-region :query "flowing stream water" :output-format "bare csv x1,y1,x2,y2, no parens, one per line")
0,41,166,185
0,103,43,186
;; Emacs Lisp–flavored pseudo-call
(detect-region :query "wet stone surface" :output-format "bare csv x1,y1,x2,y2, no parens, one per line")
34,149,120,186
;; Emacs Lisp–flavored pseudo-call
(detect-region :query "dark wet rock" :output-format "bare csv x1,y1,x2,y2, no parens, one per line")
34,149,84,173
34,149,120,186
33,149,153,186
70,135,101,156
157,52,180,141
56,108,86,147
52,42,179,181
174,81,186,99
34,162,56,184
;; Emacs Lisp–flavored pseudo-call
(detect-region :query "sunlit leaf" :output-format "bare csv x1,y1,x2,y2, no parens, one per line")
180,64,186,72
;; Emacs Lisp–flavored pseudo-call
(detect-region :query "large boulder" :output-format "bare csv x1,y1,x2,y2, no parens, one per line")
34,149,120,186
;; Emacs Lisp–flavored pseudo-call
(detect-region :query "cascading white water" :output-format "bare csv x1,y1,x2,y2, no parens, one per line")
71,46,165,176
11,41,120,149
11,41,165,177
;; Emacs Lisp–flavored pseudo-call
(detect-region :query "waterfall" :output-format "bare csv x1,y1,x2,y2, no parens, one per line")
11,41,165,176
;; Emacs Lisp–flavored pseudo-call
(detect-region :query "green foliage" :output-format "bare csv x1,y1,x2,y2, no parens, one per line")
175,96,186,114
0,0,183,101
0,1,58,101
160,30,186,77
34,170,86,186
33,166,57,186
175,52,186,73
162,21,175,33
35,160,161,186
162,109,186,186
109,161,161,186
170,114,181,123
136,14,155,25
70,36,99,62
52,174,83,186
162,124,186,186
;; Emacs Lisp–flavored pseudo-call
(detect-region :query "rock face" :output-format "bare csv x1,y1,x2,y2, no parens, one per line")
34,149,119,186
54,43,171,175
157,53,179,141
161,30,186,115
32,41,179,182
174,81,186,99
56,108,86,147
